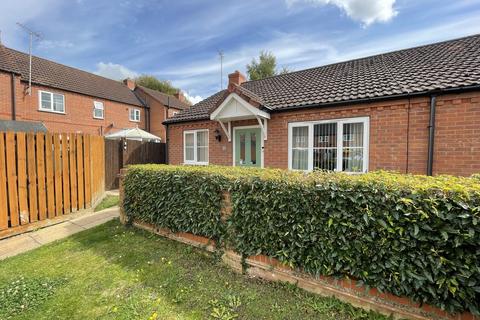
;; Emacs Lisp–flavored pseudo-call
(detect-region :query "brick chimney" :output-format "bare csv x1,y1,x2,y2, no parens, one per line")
174,91,186,103
123,78,135,90
228,70,246,91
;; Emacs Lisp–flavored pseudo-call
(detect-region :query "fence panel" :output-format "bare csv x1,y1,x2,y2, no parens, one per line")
0,133,7,230
17,133,29,225
62,135,70,214
76,135,84,210
5,132,19,227
36,133,47,221
45,133,55,219
105,139,166,190
27,133,38,222
0,132,106,238
69,133,78,212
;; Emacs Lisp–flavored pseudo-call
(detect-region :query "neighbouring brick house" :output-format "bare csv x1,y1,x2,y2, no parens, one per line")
133,85,190,142
164,34,480,176
0,44,186,138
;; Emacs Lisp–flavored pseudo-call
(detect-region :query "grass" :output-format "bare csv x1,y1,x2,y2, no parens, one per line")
0,220,389,320
94,195,119,212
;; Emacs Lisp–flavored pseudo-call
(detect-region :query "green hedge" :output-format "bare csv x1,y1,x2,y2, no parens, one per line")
123,165,480,315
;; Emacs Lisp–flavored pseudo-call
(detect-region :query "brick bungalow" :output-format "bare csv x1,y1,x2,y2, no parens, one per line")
0,44,187,137
164,35,480,176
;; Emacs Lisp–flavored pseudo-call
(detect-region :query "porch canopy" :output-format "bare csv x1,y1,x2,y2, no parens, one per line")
209,93,270,141
105,127,161,142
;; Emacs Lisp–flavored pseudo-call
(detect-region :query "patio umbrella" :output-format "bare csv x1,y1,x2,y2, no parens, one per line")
105,127,161,142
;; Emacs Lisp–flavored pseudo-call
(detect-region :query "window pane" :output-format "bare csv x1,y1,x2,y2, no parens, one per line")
291,126,309,170
314,149,337,171
197,131,208,147
94,108,103,118
250,132,256,165
41,92,51,110
313,123,337,171
197,146,207,162
135,110,140,121
185,133,194,147
342,122,364,172
53,94,64,112
292,149,308,170
292,126,308,148
185,147,194,161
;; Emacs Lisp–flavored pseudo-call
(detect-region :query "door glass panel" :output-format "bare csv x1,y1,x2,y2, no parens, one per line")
342,122,364,172
291,126,308,170
250,132,256,165
240,133,245,164
196,131,208,162
313,123,337,171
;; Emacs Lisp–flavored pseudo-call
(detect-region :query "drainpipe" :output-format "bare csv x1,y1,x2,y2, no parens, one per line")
164,123,169,164
427,95,436,176
11,73,16,120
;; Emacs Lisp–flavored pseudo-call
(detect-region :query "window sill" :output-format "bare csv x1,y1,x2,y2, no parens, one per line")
129,119,140,123
38,108,66,115
183,162,209,166
93,116,104,120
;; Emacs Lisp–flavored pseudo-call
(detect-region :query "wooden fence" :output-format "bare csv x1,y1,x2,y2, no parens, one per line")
105,139,165,190
0,132,104,237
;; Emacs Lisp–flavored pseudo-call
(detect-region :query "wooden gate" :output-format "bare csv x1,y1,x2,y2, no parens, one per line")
105,139,165,190
0,132,105,238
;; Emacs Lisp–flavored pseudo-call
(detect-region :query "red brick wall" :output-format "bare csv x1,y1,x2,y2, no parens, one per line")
135,89,181,142
0,72,146,135
168,91,480,176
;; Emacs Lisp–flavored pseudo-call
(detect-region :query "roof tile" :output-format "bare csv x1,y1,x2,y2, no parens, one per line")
0,45,143,106
166,34,480,124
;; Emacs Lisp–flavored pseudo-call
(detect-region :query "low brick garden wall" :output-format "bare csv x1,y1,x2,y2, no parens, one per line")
119,165,480,320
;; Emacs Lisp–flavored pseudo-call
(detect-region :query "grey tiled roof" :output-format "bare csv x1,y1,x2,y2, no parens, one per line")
136,86,190,110
165,90,229,123
165,34,480,124
0,120,47,133
0,45,143,107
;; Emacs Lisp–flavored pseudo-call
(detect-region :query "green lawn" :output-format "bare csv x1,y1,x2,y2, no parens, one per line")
0,220,388,320
94,195,119,212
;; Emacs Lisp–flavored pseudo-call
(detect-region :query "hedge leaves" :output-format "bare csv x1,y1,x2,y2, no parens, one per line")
123,165,480,315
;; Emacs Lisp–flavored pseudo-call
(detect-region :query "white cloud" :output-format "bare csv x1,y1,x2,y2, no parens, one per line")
94,62,138,80
183,92,203,105
37,40,74,50
286,0,397,26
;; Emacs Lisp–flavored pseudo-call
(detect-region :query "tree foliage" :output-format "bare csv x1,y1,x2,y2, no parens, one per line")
246,51,291,80
135,75,179,96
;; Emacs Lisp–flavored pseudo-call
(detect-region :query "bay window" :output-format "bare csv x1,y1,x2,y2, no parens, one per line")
184,129,208,165
288,117,369,173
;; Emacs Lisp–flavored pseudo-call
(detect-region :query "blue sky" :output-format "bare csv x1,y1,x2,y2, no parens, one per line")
1,0,480,103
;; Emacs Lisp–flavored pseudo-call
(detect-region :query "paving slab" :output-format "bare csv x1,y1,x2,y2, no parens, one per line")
0,207,119,260
0,235,41,260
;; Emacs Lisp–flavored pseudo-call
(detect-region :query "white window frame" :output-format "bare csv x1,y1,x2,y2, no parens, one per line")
129,108,141,122
288,116,369,173
38,90,65,114
183,129,209,165
93,101,104,119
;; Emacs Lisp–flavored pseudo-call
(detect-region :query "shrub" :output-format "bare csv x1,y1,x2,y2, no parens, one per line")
123,165,480,315
123,165,229,240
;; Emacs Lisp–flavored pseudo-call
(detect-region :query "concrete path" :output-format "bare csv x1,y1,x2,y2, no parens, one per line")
0,207,119,261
